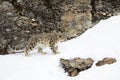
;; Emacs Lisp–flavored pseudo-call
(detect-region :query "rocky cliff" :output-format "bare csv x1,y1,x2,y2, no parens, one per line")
0,0,120,54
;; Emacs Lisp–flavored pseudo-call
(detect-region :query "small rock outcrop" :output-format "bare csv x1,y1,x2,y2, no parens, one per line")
60,58,94,77
96,57,116,66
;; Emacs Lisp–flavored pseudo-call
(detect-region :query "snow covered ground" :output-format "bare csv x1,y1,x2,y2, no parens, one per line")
0,15,120,80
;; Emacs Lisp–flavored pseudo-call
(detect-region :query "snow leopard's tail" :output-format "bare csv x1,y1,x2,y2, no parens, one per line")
7,45,24,54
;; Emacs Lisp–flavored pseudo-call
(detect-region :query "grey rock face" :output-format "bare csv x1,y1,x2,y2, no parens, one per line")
91,0,120,22
0,0,120,54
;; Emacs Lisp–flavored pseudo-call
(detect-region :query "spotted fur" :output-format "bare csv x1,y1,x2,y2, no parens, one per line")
24,32,67,56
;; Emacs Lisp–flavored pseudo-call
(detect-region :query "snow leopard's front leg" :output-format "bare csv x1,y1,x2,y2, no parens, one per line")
24,41,36,56
25,48,30,56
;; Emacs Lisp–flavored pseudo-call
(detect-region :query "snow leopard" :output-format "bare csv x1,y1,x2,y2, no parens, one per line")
7,32,68,56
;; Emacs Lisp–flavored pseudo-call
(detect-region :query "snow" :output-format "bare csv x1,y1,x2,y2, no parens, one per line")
0,15,120,80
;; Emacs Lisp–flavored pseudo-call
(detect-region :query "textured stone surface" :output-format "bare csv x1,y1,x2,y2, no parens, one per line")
91,0,120,22
96,57,116,66
60,58,94,77
0,0,120,54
